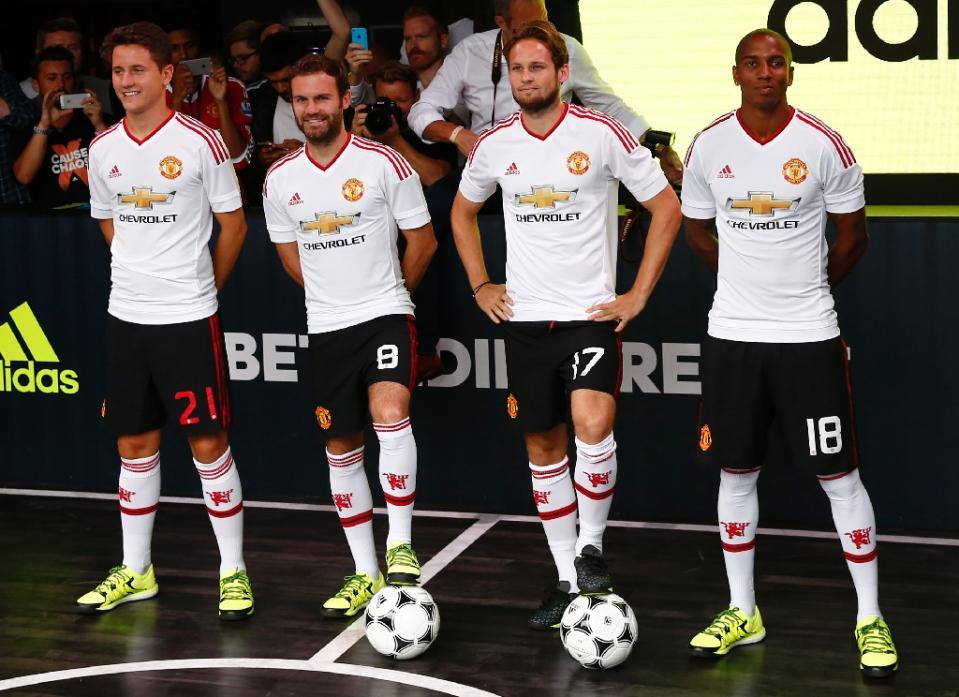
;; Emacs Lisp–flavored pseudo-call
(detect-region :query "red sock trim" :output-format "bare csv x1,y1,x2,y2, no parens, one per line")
384,491,416,506
340,509,374,527
539,500,577,521
721,539,756,553
844,548,878,563
207,502,243,518
120,503,159,516
574,482,615,500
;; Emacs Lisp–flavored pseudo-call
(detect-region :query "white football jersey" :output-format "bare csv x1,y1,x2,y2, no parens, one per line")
459,104,667,322
263,134,430,333
681,107,864,343
88,112,242,324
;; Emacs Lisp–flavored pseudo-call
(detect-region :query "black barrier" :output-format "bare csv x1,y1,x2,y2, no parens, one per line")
1,210,957,530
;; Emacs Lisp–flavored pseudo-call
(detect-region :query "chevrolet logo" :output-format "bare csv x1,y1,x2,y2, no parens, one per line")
300,212,358,235
515,185,577,209
726,192,799,217
118,187,174,210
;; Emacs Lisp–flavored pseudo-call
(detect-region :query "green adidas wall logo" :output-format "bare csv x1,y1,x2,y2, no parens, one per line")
0,302,79,395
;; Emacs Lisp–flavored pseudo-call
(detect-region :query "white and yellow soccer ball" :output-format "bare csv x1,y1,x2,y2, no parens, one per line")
365,586,440,660
560,593,638,669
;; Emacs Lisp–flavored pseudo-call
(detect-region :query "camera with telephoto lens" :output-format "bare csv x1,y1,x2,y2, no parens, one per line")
365,97,403,135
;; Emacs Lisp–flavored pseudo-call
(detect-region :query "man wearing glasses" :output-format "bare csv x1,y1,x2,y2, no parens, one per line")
226,21,265,90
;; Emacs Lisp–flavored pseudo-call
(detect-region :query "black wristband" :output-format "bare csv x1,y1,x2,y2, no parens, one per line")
472,280,491,297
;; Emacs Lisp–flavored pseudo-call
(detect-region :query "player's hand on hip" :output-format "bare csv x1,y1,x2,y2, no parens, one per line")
475,283,513,324
587,292,647,333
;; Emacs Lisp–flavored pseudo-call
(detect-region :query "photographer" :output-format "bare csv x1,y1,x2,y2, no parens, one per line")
13,46,105,208
352,61,454,187
352,61,458,381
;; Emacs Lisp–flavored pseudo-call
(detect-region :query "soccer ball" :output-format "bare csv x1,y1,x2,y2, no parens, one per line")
365,586,440,660
560,593,638,669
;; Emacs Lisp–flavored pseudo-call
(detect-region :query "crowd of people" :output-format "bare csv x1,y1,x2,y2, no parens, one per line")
2,0,897,680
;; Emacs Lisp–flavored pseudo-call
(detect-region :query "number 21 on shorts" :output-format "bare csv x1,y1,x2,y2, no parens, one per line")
806,415,842,456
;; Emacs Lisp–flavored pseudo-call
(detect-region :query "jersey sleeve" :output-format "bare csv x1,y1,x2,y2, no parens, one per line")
680,135,715,219
87,141,113,219
603,125,668,204
384,153,431,230
458,139,497,204
201,131,243,213
820,140,865,213
262,170,298,243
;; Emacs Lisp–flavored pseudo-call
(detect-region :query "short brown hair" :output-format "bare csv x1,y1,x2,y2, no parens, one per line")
36,17,82,51
291,53,349,97
402,6,448,34
503,19,568,68
225,20,265,50
101,22,173,69
368,60,418,93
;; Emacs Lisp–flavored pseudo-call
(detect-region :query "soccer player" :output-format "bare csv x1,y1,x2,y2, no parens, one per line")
681,29,897,677
451,20,681,629
262,54,437,618
77,22,253,620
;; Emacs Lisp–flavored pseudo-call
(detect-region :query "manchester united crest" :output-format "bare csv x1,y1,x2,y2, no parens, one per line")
699,424,712,452
315,406,332,430
566,151,590,175
342,178,364,202
506,393,519,419
159,155,183,180
782,157,808,185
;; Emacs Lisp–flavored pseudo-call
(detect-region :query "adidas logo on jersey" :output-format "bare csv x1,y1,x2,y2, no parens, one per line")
504,162,520,175
0,302,79,395
108,165,122,179
289,192,303,206
717,164,735,179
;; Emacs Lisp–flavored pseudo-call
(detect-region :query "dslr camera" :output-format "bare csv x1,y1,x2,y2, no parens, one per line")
365,97,403,135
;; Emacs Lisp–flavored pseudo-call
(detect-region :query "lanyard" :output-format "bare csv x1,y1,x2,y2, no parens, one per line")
490,30,503,126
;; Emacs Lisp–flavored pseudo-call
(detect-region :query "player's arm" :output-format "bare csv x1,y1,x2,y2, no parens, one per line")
684,215,719,273
98,219,115,246
399,222,437,292
273,242,304,287
826,208,868,286
211,208,247,289
588,185,681,332
207,70,247,160
450,191,513,323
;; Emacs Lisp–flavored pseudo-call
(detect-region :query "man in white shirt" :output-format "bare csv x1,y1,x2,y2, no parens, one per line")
452,20,680,629
77,21,253,621
263,54,437,620
681,28,897,678
409,0,683,182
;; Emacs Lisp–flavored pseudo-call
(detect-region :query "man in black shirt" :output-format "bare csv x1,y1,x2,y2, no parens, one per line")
13,46,106,209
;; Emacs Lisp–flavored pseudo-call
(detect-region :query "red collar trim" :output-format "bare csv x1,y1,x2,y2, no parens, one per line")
123,110,175,145
736,106,795,145
520,102,569,141
305,133,351,171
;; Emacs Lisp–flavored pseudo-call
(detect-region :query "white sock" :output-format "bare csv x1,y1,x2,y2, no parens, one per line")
195,447,245,575
718,467,760,616
374,418,417,548
328,446,379,578
573,434,617,554
819,467,881,621
119,451,161,574
530,457,578,592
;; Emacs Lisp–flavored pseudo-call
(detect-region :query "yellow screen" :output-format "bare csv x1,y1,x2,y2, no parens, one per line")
581,0,957,174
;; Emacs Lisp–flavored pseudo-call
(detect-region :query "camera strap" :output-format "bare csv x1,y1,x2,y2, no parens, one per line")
490,30,503,126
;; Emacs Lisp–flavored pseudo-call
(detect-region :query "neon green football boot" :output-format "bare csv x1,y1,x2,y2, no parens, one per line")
321,571,385,618
855,617,898,678
386,542,421,586
689,606,766,657
219,568,254,621
76,564,158,613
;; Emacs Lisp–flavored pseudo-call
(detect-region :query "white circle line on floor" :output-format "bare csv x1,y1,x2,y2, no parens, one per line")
0,658,503,696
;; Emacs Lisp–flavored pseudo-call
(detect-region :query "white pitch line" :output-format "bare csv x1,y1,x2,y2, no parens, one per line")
309,515,501,664
2,487,958,547
0,658,502,697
